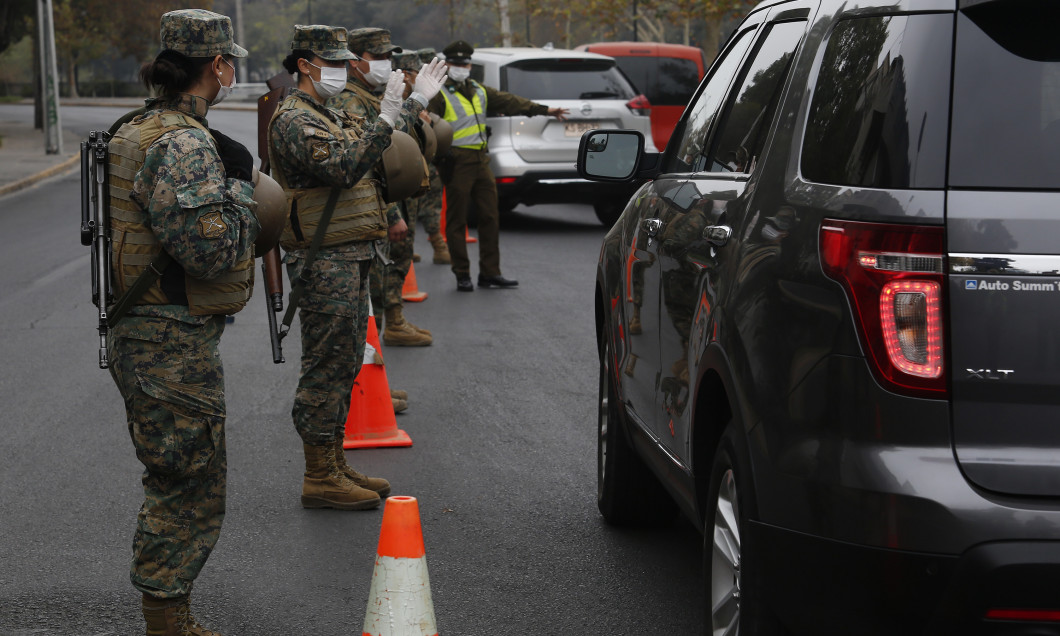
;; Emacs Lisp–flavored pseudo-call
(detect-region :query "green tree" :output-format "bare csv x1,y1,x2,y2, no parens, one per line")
0,0,35,56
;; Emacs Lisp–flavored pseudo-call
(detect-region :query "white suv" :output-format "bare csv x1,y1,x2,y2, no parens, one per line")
469,47,657,225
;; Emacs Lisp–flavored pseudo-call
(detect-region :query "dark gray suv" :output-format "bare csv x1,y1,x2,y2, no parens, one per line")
581,1,1060,634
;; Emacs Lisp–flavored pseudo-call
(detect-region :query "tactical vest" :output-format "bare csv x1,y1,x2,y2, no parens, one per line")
268,94,387,250
108,111,254,316
441,81,488,150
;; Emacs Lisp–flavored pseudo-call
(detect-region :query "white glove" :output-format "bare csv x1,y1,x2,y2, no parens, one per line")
379,70,405,127
412,58,448,102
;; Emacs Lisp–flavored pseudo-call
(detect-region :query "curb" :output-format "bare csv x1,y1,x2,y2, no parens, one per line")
0,151,80,198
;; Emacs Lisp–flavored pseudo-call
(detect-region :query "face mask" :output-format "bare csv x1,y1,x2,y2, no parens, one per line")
211,58,236,105
363,59,393,87
448,66,471,83
306,61,347,99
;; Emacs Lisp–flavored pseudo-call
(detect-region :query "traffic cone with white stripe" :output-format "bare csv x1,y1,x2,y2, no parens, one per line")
362,496,438,636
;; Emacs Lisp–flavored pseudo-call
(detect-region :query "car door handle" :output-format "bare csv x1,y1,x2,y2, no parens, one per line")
643,218,662,237
703,225,732,246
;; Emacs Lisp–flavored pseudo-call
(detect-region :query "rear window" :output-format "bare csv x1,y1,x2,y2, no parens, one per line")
801,14,953,189
500,59,636,100
949,4,1060,189
612,56,702,106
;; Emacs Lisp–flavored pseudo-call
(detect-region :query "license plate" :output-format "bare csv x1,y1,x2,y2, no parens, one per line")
564,121,598,137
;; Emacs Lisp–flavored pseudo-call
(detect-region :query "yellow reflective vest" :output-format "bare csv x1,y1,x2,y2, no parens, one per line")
440,80,488,150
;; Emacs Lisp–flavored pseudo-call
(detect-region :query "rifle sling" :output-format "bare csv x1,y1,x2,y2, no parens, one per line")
107,250,173,326
281,186,342,330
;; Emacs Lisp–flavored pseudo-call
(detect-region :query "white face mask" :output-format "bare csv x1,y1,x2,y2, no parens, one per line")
363,59,393,87
306,61,347,99
448,66,471,83
211,58,236,105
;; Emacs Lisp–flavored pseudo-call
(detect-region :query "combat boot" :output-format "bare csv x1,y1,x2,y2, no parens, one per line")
392,397,408,413
629,305,642,334
301,443,380,510
332,440,392,497
142,594,222,636
429,233,451,264
382,306,432,346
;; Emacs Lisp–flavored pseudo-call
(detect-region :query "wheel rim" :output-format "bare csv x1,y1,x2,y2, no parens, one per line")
710,468,741,636
597,343,610,502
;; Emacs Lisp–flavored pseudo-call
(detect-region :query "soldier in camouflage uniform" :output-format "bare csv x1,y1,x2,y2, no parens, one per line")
268,25,446,511
106,10,258,635
395,49,450,266
330,28,433,347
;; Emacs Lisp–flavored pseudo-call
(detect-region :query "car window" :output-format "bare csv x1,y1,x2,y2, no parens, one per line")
950,5,1060,189
500,59,636,100
801,14,953,189
613,56,702,106
666,28,756,174
707,20,805,174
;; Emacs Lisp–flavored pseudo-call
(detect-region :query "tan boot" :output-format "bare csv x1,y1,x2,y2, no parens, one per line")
301,443,380,510
392,397,408,413
413,253,421,263
332,440,391,497
629,305,642,334
142,594,222,636
390,389,408,401
382,306,432,346
429,233,451,265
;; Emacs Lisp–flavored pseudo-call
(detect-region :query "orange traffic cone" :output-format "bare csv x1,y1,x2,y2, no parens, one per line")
344,319,413,450
440,187,477,244
401,262,428,302
362,496,438,636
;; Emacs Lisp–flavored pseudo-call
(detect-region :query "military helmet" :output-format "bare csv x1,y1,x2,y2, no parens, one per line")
290,24,357,61
160,9,247,58
419,117,438,163
381,131,426,203
429,113,454,157
347,27,401,56
417,47,437,65
251,169,287,255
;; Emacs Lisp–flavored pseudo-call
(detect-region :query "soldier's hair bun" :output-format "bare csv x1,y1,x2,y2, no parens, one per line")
139,50,214,99
283,50,316,76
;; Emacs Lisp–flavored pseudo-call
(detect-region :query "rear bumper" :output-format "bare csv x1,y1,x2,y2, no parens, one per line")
755,521,1060,635
495,171,639,209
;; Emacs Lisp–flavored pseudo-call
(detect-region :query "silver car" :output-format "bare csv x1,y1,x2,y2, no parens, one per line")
469,47,657,225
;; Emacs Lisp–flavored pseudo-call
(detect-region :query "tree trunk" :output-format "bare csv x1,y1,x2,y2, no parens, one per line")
683,16,690,46
703,18,722,63
497,0,512,47
564,9,571,49
65,54,78,99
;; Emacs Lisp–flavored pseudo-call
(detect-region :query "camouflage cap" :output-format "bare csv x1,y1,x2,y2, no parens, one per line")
416,47,437,65
393,51,422,73
442,40,474,64
347,27,402,56
160,9,247,58
290,24,357,61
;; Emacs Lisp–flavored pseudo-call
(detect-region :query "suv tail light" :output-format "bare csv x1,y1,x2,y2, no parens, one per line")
820,219,947,397
626,94,651,116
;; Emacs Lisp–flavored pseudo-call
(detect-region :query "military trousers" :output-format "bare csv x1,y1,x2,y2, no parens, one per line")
370,201,417,311
285,249,372,446
415,164,443,237
108,314,227,599
444,147,502,277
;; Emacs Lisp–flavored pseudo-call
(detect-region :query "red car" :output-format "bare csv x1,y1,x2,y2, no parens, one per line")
576,42,707,151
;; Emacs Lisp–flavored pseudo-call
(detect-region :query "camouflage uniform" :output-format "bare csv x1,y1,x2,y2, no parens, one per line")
271,27,426,445
106,9,257,603
395,50,442,240
331,28,431,338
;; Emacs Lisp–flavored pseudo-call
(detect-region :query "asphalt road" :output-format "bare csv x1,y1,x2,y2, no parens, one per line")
0,104,703,635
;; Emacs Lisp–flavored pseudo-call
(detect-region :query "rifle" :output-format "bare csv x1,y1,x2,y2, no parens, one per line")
81,131,112,369
257,72,296,364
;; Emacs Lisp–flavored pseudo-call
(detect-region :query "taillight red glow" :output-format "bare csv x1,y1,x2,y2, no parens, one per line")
627,94,651,116
496,177,517,185
986,608,1060,622
820,219,947,397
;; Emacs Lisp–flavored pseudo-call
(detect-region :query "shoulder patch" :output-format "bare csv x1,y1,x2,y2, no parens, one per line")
312,142,331,161
198,212,228,239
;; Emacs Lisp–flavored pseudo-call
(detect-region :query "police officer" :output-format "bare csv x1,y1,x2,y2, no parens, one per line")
268,25,444,511
428,40,569,291
395,49,451,266
329,27,444,347
106,9,258,634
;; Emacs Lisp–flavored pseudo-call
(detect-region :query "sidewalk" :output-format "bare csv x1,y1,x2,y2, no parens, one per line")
0,97,258,198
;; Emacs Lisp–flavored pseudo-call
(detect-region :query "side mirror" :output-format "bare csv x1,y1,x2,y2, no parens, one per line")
577,130,644,181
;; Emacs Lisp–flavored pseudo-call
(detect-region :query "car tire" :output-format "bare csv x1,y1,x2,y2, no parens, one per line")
597,334,676,525
594,200,625,227
705,425,782,636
